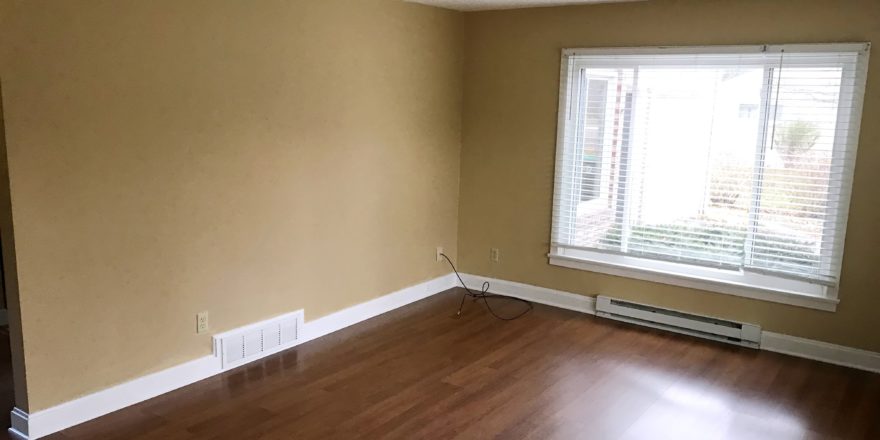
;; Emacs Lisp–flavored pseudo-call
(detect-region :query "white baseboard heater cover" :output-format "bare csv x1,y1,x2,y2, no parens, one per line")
213,310,304,370
595,296,761,348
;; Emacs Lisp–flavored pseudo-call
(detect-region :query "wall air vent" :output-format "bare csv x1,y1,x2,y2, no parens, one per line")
595,296,761,348
213,310,304,370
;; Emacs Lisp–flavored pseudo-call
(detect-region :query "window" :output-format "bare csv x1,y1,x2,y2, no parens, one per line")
738,104,758,119
550,44,871,311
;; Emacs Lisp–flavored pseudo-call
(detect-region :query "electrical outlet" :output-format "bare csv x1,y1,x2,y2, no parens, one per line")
436,246,445,262
197,311,209,334
490,248,501,263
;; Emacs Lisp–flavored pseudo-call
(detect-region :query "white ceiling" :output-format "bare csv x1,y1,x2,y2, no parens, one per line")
406,0,641,11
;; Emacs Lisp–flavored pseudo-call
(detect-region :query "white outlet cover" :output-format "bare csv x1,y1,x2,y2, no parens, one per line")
197,312,209,334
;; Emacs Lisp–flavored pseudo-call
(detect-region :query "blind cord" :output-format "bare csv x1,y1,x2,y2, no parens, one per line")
768,49,785,151
439,253,533,321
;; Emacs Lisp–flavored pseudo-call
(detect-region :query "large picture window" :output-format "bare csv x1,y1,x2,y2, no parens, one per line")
550,44,871,310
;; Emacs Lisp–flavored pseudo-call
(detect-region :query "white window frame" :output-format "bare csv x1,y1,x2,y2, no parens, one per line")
549,43,871,312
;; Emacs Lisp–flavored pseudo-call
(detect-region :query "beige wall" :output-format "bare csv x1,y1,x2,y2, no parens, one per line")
459,0,880,352
2,0,879,416
0,81,28,411
0,0,463,411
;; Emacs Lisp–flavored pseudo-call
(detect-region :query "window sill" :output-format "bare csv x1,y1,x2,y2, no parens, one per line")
548,253,839,312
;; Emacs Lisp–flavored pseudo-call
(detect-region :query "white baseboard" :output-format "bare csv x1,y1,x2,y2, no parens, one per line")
19,355,221,439
462,273,880,375
9,408,28,439
11,273,458,439
762,331,880,374
12,272,877,438
458,273,596,314
301,273,458,343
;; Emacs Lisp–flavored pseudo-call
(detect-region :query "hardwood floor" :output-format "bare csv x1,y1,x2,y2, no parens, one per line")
42,288,880,439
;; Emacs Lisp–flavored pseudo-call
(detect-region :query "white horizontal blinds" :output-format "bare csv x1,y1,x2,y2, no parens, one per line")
747,49,868,283
553,54,772,269
552,44,869,286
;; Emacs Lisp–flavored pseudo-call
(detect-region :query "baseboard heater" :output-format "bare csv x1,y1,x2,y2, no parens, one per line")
595,296,762,348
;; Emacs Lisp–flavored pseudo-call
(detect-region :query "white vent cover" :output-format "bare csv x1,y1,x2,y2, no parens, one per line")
595,296,761,348
213,310,304,370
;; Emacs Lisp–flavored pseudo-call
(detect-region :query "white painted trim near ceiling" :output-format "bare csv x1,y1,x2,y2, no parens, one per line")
459,273,880,374
8,273,459,439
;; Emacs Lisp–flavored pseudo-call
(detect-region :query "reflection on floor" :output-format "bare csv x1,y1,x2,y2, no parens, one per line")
24,289,880,439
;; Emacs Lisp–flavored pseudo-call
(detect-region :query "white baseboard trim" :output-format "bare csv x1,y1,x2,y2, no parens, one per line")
461,273,880,375
13,272,877,438
458,273,597,314
19,355,221,439
301,273,458,343
762,331,880,374
9,408,28,439
11,273,458,439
